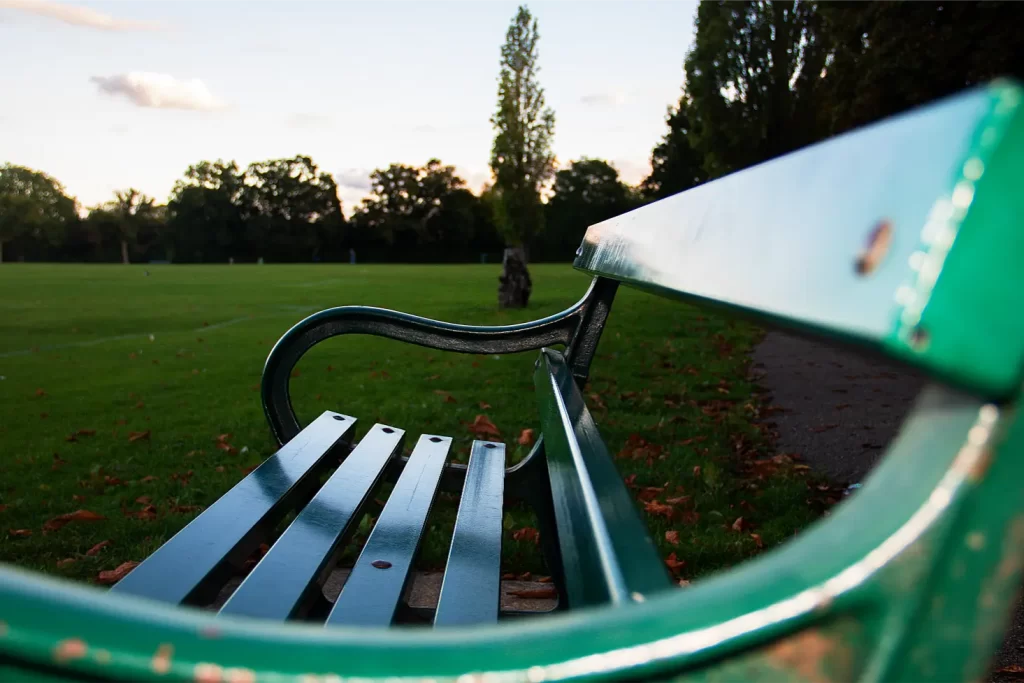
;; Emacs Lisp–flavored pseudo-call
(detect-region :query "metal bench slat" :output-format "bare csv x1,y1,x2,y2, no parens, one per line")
219,423,404,619
112,411,356,605
534,348,673,608
326,434,452,627
434,441,506,627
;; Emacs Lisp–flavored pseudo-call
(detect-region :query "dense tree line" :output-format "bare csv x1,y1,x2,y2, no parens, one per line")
2,1,1021,267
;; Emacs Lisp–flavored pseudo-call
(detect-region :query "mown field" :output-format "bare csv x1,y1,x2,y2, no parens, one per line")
0,263,824,589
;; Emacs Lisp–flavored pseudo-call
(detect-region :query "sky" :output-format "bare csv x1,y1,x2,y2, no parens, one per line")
0,0,698,212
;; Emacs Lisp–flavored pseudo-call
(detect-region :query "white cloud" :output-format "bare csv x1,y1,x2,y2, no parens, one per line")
286,113,333,129
335,169,372,192
91,72,225,112
580,91,628,107
0,0,163,31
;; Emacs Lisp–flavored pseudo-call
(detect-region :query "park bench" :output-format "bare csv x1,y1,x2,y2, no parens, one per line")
1,79,1022,681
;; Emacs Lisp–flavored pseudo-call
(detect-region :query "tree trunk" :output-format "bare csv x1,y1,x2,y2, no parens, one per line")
498,247,532,309
121,239,130,265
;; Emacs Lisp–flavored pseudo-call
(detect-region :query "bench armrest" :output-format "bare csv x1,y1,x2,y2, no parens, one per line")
262,279,617,445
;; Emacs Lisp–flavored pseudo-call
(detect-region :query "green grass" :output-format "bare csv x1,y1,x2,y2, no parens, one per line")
0,263,824,588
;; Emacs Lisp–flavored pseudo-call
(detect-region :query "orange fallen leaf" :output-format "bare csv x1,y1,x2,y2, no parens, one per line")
9,529,32,538
501,572,516,580
139,475,157,483
290,369,301,378
643,500,675,519
637,486,665,502
996,664,1024,674
135,401,144,409
215,433,232,443
518,572,532,581
215,466,225,473
76,429,96,436
216,442,238,454
665,530,680,546
731,517,745,532
43,509,106,532
35,388,47,397
57,558,76,567
326,365,334,372
128,430,150,442
479,401,492,410
240,464,258,475
64,434,78,443
517,428,535,446
97,561,139,585
468,414,500,438
87,540,111,556
426,374,440,380
664,552,686,574
506,588,557,599
750,533,763,548
135,496,151,505
666,495,691,506
692,466,702,477
537,576,552,583
512,527,540,544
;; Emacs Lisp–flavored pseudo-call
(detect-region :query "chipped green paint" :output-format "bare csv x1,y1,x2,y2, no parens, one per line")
0,81,1022,681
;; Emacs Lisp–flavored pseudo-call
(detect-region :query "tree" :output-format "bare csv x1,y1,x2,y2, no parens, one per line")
818,2,1024,135
167,160,246,263
683,0,829,178
240,155,344,262
0,164,77,263
99,188,159,264
490,4,556,307
641,99,707,200
541,158,636,260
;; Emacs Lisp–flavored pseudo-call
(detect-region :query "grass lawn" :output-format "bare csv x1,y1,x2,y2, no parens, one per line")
0,263,826,589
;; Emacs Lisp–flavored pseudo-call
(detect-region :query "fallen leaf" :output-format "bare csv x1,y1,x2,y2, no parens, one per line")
732,517,746,532
643,500,675,519
215,433,232,443
135,401,144,409
517,428,535,446
9,529,32,538
64,434,78,443
326,365,334,372
139,475,157,483
43,509,106,532
216,441,238,454
196,338,204,344
664,553,686,574
996,664,1024,674
665,530,680,546
479,401,492,410
290,369,300,378
76,429,96,436
467,414,500,438
637,486,665,501
537,576,552,583
215,466,225,473
40,412,48,419
57,558,76,567
86,540,111,556
512,527,540,544
506,588,557,599
135,496,151,505
750,533,763,548
129,505,158,521
97,561,139,585
426,374,441,380
35,388,47,397
128,430,150,442
517,571,532,581
239,464,258,475
501,573,516,580
666,495,690,506
623,474,638,489
693,466,702,477
677,578,691,587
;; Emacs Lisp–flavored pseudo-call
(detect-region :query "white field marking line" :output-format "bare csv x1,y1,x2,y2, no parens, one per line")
0,308,317,360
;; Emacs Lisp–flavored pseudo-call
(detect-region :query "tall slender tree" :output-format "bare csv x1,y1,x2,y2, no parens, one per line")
490,4,555,308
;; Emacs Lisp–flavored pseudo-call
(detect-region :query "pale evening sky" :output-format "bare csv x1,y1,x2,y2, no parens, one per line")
0,0,698,212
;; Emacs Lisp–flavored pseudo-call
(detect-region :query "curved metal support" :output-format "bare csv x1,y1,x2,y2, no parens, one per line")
261,278,619,446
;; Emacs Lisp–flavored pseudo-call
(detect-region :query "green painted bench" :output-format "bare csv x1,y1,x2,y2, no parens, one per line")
1,79,1022,681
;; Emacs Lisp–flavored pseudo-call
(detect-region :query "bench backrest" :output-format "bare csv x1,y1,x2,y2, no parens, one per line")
575,80,1024,399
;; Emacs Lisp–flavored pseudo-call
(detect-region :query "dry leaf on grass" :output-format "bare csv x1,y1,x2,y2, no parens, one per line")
86,540,111,556
479,401,492,410
517,428,535,446
467,414,500,438
643,500,675,519
665,530,680,546
139,475,158,483
56,558,76,567
128,430,150,442
43,509,106,532
512,527,540,544
8,529,32,538
97,561,139,585
664,553,686,574
216,442,238,454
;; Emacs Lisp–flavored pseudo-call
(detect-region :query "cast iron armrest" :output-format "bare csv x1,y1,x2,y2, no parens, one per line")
261,278,619,446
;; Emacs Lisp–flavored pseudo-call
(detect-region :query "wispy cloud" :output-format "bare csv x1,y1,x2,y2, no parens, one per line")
286,113,333,129
580,91,628,107
335,169,372,193
91,72,225,112
0,0,164,31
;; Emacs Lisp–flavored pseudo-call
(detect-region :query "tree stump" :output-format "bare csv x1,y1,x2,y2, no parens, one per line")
498,247,532,309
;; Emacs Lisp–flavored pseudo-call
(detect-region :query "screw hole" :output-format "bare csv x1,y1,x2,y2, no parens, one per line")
909,326,930,351
382,427,395,434
429,436,442,443
332,415,345,421
484,443,497,449
855,219,893,275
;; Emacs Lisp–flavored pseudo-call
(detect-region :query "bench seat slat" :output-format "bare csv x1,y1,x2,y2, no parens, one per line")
534,348,673,608
327,434,452,627
111,411,357,605
219,423,404,620
434,441,506,626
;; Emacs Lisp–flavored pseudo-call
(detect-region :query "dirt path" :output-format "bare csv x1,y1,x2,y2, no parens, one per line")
752,331,1022,678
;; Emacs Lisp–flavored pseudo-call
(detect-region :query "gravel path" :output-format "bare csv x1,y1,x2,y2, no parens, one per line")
752,331,1021,678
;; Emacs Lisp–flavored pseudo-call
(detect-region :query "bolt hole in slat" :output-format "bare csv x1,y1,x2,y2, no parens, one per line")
855,219,893,275
429,436,443,443
382,427,395,434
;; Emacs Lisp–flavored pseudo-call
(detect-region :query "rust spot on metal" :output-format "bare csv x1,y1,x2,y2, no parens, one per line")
966,532,986,551
967,447,993,483
152,643,174,675
54,638,87,663
856,219,893,275
767,628,850,683
224,667,257,683
194,662,224,683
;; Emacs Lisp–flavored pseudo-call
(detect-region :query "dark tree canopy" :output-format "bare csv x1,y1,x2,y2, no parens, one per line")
0,164,77,263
